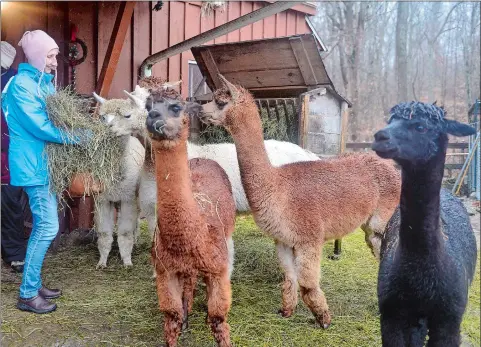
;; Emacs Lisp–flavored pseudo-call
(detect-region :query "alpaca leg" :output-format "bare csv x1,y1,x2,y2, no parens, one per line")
156,271,183,347
147,205,157,241
117,201,137,267
205,271,232,347
181,271,198,331
95,200,115,269
295,245,331,328
380,314,408,347
427,316,462,347
276,241,298,317
226,236,234,280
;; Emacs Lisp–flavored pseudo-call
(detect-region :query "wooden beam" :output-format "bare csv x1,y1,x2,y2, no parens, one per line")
200,50,222,89
289,36,318,85
339,101,349,153
96,1,136,97
140,1,298,76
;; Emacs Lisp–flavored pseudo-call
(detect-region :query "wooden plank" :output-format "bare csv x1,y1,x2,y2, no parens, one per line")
296,12,309,34
200,50,222,89
286,10,297,36
252,2,263,40
346,142,469,149
264,0,317,16
298,94,309,148
227,1,241,42
132,1,151,87
223,68,304,88
152,0,169,79
183,3,201,98
168,1,184,85
68,1,97,94
263,13,276,39
96,1,135,97
339,101,349,152
47,1,69,87
214,4,228,44
240,2,253,41
289,36,318,85
204,41,299,73
300,36,331,84
276,11,287,37
200,2,216,45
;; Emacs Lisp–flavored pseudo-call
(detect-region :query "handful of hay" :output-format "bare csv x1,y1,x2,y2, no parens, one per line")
45,87,124,198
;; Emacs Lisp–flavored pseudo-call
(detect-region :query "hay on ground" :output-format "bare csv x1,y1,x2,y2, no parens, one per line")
45,87,124,198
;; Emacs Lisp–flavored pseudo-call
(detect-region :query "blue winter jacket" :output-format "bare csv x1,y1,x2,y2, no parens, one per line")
1,63,77,187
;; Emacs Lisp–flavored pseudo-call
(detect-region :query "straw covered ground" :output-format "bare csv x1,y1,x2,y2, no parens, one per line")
1,215,480,346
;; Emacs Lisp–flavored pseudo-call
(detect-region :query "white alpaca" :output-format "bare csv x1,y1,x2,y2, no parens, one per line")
92,92,146,268
139,140,320,238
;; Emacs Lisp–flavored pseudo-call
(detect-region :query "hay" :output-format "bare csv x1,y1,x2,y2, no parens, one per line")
201,1,225,17
45,87,124,198
1,216,480,346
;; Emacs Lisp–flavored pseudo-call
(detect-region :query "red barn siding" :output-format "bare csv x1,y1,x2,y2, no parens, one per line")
1,1,314,100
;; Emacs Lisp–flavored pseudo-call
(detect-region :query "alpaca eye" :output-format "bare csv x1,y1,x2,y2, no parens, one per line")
125,114,132,119
415,124,427,133
215,100,227,109
171,105,182,114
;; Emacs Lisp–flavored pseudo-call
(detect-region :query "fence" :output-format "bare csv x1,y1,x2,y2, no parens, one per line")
346,142,469,179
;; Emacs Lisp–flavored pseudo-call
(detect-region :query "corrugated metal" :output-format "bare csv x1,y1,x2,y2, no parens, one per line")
1,1,314,99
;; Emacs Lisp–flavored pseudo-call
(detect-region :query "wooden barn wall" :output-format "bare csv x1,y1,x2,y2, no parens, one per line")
2,1,312,99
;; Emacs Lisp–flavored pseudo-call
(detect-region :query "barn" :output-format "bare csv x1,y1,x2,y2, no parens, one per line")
1,1,349,234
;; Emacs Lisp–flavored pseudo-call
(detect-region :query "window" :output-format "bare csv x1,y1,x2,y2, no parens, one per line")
188,61,212,99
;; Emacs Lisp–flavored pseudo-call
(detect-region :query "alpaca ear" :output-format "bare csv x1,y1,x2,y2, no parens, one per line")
92,92,106,104
218,74,240,101
123,90,145,109
445,119,477,137
185,102,202,117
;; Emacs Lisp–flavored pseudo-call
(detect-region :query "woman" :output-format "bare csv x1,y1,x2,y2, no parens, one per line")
2,30,80,314
1,40,28,274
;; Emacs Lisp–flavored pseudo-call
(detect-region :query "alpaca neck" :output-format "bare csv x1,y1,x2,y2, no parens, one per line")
398,144,446,255
153,140,199,232
229,109,277,210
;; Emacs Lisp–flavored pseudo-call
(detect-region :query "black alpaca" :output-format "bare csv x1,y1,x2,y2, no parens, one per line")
372,102,478,347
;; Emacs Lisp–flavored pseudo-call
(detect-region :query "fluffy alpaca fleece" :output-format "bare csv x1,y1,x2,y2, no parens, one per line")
197,76,401,328
138,139,321,239
372,102,477,346
93,93,146,268
146,94,235,347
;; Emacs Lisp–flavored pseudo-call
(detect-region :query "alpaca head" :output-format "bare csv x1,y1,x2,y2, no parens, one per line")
93,88,147,137
145,90,201,148
199,74,257,132
372,101,476,167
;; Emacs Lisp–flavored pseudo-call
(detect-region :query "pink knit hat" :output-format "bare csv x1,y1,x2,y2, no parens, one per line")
18,30,59,72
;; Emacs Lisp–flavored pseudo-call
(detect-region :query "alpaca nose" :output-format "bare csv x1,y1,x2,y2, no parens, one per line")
374,130,390,142
148,110,161,120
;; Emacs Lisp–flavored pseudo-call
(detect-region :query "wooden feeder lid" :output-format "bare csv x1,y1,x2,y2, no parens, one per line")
192,34,345,100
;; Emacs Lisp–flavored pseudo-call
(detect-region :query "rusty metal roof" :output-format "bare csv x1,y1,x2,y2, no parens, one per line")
191,33,348,102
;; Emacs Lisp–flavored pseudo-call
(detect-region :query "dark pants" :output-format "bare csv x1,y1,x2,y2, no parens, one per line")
1,184,27,263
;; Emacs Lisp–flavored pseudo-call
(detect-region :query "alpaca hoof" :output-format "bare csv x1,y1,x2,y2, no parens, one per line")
315,310,331,329
123,262,133,268
278,308,293,318
328,254,341,260
96,261,107,269
182,317,189,331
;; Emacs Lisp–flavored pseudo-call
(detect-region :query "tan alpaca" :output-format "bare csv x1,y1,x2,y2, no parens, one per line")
145,90,235,347
198,76,401,328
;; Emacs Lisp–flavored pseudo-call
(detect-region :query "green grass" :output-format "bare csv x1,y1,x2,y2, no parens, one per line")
1,215,479,346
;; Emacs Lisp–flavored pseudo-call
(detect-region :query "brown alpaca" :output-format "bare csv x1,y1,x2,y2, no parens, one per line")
198,76,401,328
145,91,236,347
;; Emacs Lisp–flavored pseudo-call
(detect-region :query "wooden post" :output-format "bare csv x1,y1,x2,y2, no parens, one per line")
332,101,349,260
95,1,136,97
340,101,349,153
298,94,309,148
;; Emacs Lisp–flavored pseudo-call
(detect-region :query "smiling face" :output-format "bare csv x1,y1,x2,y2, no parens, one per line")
44,48,59,73
372,102,476,167
145,92,201,147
